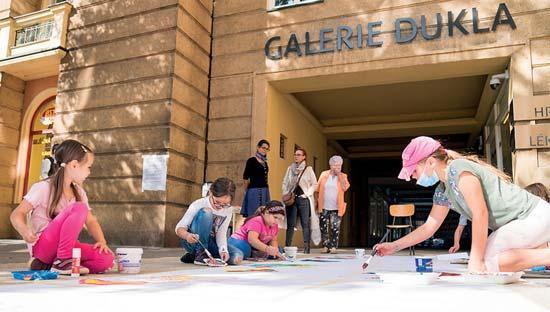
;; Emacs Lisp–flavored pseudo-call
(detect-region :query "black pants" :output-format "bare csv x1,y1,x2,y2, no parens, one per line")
285,197,311,247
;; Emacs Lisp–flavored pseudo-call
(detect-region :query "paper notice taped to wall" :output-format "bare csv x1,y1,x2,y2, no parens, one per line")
142,154,168,192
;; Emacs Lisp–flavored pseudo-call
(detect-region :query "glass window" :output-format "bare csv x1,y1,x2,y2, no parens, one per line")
25,99,55,193
280,134,287,159
269,0,323,11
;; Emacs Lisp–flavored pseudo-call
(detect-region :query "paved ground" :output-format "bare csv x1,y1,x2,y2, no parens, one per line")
1,239,550,312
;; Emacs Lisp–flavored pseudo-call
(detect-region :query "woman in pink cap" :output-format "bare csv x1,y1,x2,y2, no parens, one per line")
375,136,550,273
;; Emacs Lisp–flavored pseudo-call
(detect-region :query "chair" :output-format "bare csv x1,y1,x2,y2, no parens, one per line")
386,204,415,255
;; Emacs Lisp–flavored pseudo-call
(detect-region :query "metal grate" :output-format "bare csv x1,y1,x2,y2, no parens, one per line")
15,20,54,46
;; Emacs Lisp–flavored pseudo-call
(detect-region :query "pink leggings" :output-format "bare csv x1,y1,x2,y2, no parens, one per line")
32,202,114,273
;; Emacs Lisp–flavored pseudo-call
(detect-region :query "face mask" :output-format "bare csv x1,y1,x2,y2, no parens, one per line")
416,163,440,187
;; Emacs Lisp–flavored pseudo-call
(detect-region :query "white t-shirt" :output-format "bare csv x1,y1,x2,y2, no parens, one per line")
323,175,339,211
174,196,232,253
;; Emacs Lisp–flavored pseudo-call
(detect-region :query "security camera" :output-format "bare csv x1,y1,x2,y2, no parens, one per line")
490,70,509,90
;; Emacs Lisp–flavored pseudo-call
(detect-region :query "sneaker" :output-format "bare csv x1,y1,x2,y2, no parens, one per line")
329,248,337,254
193,250,209,266
51,258,90,275
180,252,194,264
320,247,329,254
28,257,52,271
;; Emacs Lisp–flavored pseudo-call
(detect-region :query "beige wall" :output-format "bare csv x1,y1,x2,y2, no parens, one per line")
209,0,550,247
267,85,327,247
54,0,213,246
165,0,213,247
511,38,550,187
0,72,25,238
266,85,327,200
0,0,40,18
22,76,57,112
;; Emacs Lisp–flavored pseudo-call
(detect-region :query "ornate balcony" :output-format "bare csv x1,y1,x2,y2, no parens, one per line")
0,1,71,80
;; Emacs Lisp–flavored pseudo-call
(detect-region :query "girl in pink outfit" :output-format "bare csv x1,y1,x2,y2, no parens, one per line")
228,200,286,265
10,140,114,275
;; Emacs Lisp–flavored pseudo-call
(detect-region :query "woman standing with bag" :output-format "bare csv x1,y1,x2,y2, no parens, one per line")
282,148,319,253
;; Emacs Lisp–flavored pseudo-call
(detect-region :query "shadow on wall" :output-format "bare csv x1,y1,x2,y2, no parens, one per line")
53,2,182,246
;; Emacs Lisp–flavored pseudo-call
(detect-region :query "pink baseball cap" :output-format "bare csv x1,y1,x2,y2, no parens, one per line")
398,136,441,181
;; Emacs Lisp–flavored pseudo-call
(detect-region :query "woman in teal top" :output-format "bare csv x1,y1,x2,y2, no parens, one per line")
375,136,550,273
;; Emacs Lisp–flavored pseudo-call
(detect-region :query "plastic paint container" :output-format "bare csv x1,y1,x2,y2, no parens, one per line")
354,248,365,258
116,248,144,274
283,246,298,261
415,256,433,273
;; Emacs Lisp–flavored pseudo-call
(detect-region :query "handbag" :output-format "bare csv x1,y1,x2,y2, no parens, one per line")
282,166,307,206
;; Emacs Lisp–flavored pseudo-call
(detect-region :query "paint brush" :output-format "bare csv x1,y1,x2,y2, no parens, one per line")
194,234,227,265
194,234,216,261
362,229,391,271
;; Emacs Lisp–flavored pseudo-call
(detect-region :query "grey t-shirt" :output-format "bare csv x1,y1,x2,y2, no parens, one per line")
433,159,540,230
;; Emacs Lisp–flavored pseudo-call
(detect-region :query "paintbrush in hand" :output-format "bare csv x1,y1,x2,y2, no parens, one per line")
362,229,391,271
194,234,218,263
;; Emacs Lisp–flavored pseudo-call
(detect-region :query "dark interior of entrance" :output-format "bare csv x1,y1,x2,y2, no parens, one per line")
345,136,474,250
279,58,512,249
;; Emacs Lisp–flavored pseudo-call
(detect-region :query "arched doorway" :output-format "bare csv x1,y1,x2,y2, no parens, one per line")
22,97,56,195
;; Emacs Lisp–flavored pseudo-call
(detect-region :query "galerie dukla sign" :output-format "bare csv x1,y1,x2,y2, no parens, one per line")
264,3,516,60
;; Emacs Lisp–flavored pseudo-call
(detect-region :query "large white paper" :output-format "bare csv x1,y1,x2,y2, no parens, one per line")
142,154,168,192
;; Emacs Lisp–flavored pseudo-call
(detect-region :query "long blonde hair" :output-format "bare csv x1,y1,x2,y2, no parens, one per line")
429,147,511,183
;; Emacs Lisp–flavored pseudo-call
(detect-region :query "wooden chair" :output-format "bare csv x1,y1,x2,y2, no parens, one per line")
386,204,415,255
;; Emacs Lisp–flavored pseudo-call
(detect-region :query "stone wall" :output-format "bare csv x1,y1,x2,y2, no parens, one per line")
0,73,24,238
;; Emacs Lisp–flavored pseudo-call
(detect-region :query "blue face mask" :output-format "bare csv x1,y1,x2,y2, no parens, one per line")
416,164,440,187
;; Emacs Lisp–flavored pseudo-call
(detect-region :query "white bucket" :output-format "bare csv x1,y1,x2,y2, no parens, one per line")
116,248,143,274
284,246,298,261
354,248,365,258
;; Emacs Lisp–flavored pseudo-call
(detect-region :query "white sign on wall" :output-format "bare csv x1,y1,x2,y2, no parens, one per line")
142,154,169,192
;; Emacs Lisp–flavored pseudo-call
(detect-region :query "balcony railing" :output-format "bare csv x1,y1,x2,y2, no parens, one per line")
269,0,323,11
0,1,72,59
15,20,54,46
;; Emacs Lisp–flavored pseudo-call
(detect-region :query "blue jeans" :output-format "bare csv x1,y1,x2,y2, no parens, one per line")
180,208,220,258
227,237,252,265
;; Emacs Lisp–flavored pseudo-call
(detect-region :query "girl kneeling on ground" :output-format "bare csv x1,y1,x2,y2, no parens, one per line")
176,177,235,265
10,140,115,275
375,136,550,273
228,200,285,265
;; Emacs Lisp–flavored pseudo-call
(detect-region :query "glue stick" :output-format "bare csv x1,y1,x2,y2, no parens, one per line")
71,248,81,277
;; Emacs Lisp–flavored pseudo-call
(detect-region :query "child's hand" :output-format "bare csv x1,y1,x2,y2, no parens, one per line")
22,229,37,244
374,242,398,256
186,234,199,244
93,241,113,255
220,251,229,262
449,244,460,253
266,246,278,257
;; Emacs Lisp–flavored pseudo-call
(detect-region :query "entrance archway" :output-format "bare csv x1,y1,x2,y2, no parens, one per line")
14,87,57,202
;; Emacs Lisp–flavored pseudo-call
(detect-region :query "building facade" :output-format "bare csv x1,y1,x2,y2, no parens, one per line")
1,0,549,247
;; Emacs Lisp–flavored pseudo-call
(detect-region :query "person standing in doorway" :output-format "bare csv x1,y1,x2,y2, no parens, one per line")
241,140,271,217
282,148,319,254
317,155,350,254
40,143,59,179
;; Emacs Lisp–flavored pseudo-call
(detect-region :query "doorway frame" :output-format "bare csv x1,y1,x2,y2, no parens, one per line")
14,88,57,203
